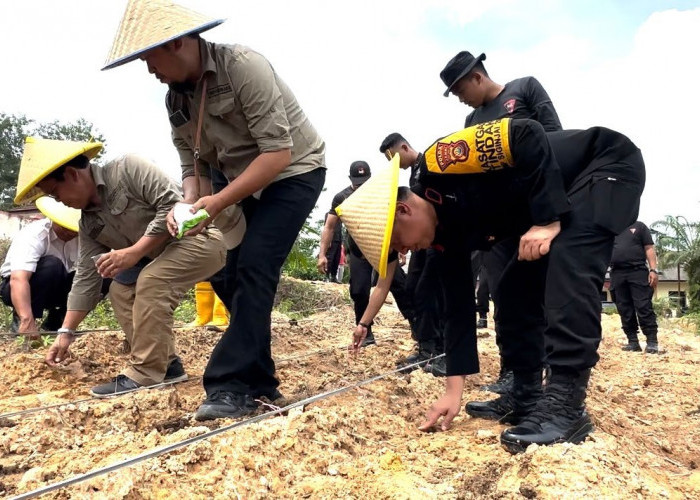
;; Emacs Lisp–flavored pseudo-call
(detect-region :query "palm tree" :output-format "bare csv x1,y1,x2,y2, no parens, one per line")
651,216,700,312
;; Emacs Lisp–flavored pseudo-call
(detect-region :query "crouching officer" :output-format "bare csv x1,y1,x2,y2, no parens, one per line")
337,118,645,453
14,138,227,396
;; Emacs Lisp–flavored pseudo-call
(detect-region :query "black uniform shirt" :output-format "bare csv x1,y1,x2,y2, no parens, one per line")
330,186,363,257
465,77,562,132
412,119,642,376
610,221,653,270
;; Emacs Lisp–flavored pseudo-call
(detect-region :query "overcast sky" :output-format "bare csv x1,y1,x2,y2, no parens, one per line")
1,0,699,225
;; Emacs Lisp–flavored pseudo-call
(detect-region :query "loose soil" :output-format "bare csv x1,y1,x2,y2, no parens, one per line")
0,280,698,499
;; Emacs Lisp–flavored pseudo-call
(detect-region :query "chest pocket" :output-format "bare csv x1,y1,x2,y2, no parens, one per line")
207,96,236,118
106,186,129,215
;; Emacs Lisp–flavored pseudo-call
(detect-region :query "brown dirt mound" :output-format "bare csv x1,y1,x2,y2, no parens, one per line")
0,281,698,499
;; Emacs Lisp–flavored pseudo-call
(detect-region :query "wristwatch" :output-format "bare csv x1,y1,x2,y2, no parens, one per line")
649,269,658,274
57,327,76,335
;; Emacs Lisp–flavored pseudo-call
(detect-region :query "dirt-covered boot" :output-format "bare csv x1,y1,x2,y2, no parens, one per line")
397,339,437,372
500,368,593,454
467,370,543,424
644,332,659,354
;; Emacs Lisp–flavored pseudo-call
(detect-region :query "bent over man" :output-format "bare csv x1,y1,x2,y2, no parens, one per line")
337,118,645,453
14,138,226,396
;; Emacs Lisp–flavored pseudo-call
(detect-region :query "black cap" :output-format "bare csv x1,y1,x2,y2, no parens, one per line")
349,161,371,186
440,51,486,97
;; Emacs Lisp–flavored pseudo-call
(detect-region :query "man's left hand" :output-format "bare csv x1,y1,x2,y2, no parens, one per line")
519,221,561,261
96,249,140,279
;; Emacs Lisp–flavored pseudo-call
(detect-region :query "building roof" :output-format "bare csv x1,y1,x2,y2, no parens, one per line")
658,266,688,282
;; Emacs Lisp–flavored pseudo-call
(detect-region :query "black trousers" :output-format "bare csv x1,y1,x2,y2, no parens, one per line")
348,251,415,330
204,167,326,398
0,256,74,329
325,239,342,280
610,268,657,341
495,126,644,373
406,248,444,349
475,268,490,317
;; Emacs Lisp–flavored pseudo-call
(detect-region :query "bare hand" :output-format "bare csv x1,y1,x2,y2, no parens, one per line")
649,271,658,289
398,253,407,266
96,249,140,279
166,206,178,237
317,254,328,274
18,317,39,338
418,391,462,432
45,333,75,366
185,195,225,237
350,324,368,355
519,221,561,261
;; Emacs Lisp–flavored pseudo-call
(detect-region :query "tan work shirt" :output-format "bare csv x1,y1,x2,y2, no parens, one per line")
166,40,326,185
67,155,183,311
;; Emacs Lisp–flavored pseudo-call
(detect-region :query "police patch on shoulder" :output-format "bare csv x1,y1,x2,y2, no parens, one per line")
207,83,233,98
504,98,516,114
434,140,470,171
424,118,514,175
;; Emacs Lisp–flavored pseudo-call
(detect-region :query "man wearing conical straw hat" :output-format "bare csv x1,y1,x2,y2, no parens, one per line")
15,137,226,396
102,0,326,419
0,197,80,335
336,117,645,453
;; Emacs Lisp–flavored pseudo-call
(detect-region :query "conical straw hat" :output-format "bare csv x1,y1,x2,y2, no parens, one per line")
103,0,224,70
14,137,103,205
335,154,400,278
35,196,81,233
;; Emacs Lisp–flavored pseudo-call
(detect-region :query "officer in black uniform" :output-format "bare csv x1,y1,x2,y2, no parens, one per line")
342,118,645,453
441,50,564,395
317,162,415,345
610,221,660,353
380,133,446,377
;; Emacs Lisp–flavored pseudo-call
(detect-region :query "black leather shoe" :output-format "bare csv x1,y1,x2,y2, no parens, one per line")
195,391,259,421
90,374,142,397
164,357,189,383
396,346,433,372
621,341,642,352
422,355,447,377
500,369,593,453
645,342,659,354
476,317,488,329
361,331,376,347
467,370,542,425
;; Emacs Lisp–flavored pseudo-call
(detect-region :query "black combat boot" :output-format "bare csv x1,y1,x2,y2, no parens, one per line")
500,368,594,454
397,339,437,372
422,355,447,377
644,332,659,354
480,358,514,394
466,370,543,425
621,340,642,352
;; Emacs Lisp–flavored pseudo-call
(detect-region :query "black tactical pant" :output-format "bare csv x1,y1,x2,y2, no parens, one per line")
406,248,444,350
610,267,657,341
348,251,415,330
495,121,644,373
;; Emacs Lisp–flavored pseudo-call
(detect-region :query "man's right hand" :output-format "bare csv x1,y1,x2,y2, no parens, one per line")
45,333,76,366
317,254,328,274
166,206,178,237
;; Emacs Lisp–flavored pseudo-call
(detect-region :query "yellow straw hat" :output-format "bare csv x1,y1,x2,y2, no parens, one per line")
14,137,103,205
35,196,81,233
335,154,400,278
102,0,225,70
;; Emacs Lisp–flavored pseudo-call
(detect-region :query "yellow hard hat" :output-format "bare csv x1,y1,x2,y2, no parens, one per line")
35,196,81,233
14,137,102,205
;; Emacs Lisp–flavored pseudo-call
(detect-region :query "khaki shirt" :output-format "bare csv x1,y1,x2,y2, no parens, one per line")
67,155,183,311
166,40,326,185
